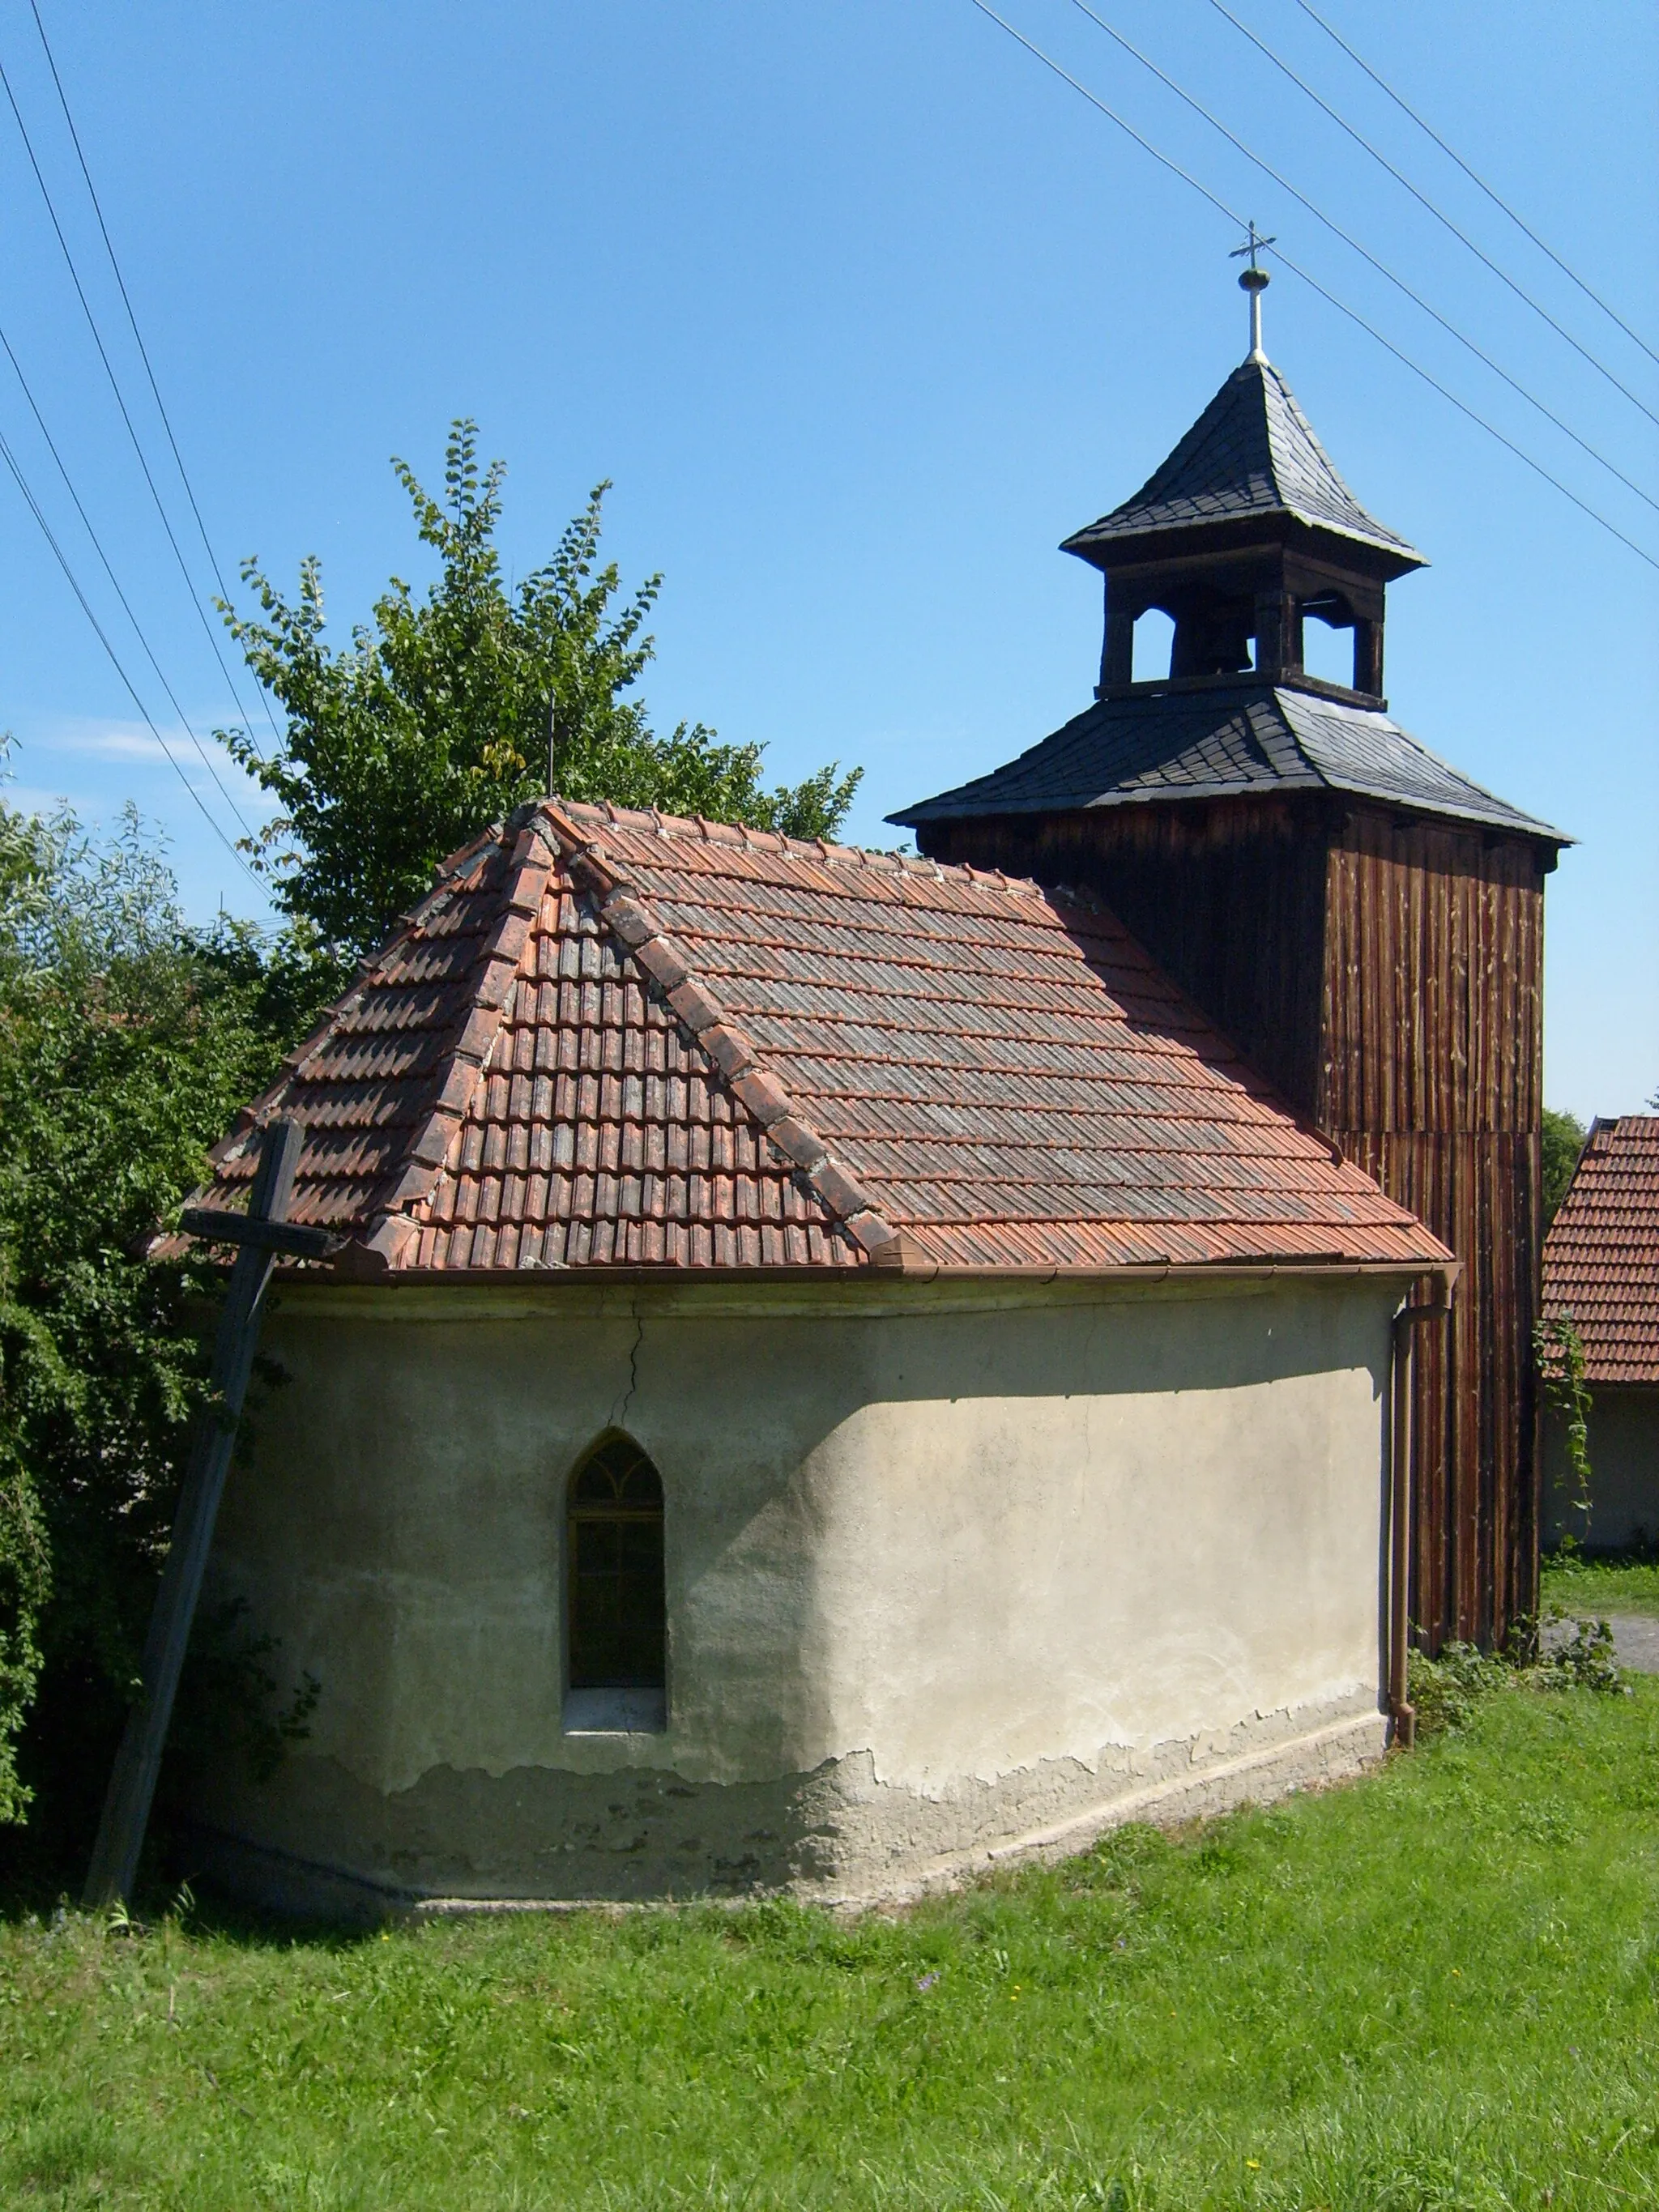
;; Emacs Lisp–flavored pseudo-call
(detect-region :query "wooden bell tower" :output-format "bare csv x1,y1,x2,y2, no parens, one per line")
893,267,1567,1651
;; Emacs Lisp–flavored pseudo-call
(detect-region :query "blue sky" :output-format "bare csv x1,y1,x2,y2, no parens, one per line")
0,0,1653,1117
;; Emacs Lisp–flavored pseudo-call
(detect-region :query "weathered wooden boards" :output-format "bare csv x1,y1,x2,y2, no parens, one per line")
1323,809,1544,1647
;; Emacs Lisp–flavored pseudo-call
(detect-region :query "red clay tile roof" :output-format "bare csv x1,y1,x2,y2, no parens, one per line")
1542,1116,1659,1385
179,799,1451,1276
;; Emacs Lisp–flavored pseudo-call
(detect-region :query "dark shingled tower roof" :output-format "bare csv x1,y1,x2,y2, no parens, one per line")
895,330,1567,846
890,683,1567,842
1061,357,1425,571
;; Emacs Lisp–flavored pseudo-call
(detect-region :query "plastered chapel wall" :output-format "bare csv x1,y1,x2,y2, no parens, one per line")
197,1274,1397,1902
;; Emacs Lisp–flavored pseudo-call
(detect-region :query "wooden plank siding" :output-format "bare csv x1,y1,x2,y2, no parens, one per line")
1320,811,1544,1137
1322,810,1546,1647
918,796,1550,1650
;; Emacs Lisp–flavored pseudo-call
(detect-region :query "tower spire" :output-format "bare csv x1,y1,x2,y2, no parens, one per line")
1230,223,1275,364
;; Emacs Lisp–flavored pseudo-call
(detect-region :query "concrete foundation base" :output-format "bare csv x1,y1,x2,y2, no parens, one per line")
185,1702,1387,1924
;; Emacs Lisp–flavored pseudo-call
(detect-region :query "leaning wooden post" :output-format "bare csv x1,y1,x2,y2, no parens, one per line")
83,1119,335,1910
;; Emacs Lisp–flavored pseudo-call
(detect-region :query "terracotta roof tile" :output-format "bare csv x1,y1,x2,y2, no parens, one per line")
177,797,1450,1277
1542,1116,1659,1384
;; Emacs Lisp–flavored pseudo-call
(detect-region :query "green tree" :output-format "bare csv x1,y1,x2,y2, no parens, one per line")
0,790,290,1839
220,422,861,960
1542,1106,1588,1227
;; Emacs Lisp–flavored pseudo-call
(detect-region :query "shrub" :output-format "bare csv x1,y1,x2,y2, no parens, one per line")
0,791,319,1864
1409,1609,1629,1735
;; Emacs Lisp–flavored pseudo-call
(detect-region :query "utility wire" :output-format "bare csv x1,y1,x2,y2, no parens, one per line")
1291,0,1659,375
1063,0,1659,505
0,424,260,878
0,321,257,840
966,0,1659,572
1201,0,1659,425
27,0,279,749
0,49,271,745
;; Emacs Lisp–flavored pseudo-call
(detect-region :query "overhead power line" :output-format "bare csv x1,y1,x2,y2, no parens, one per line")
1062,0,1659,504
1201,0,1659,426
965,0,1659,573
1290,0,1659,376
0,424,260,880
0,321,257,841
0,48,271,746
27,0,280,749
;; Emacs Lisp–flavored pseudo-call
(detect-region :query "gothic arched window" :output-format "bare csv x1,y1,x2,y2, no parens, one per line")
564,1435,666,1732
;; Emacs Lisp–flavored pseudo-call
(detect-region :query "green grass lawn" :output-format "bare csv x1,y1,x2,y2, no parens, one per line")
1542,1547,1659,1617
5,1685,1659,2211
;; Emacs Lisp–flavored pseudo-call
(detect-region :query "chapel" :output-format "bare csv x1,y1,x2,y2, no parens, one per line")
177,281,1558,1916
892,271,1566,1652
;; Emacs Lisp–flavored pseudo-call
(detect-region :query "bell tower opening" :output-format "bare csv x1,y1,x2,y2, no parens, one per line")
1079,258,1419,710
1297,587,1383,693
1132,607,1175,682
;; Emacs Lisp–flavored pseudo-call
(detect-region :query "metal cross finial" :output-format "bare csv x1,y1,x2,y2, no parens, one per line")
1230,223,1276,363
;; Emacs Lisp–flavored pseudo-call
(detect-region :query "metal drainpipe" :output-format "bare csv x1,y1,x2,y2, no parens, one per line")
1390,1283,1453,1748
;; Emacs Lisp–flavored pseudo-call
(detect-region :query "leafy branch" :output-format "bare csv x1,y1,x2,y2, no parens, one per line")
217,422,861,960
1534,1311,1593,1532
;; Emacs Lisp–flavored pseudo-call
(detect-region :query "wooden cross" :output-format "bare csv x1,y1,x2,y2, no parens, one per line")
83,1119,339,1910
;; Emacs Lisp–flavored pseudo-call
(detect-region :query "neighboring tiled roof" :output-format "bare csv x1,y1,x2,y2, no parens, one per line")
890,681,1567,843
177,800,1450,1277
1543,1116,1659,1385
1062,359,1423,566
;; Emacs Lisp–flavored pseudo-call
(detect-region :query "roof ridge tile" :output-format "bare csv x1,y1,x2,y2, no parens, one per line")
534,808,908,1267
343,816,561,1275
